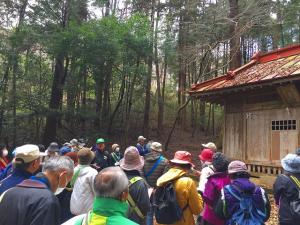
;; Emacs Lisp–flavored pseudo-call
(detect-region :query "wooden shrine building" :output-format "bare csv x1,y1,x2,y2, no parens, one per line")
189,44,300,174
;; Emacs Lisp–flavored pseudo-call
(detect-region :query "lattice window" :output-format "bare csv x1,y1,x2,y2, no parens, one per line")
271,120,297,130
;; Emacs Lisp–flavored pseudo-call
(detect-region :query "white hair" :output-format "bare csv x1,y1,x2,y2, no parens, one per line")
94,166,129,199
42,156,74,174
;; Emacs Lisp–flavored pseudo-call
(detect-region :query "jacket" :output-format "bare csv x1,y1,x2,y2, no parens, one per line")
0,168,32,194
0,156,9,170
0,162,13,181
136,143,149,156
156,167,203,225
202,172,231,225
70,165,98,215
94,149,110,170
62,197,138,225
273,173,300,225
124,170,150,225
0,173,60,225
143,151,168,187
198,164,215,193
215,178,271,224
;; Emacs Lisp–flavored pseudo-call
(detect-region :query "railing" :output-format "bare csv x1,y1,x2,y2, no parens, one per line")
246,163,283,175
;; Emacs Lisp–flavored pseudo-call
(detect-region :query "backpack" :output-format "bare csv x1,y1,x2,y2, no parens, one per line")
153,178,187,224
225,185,266,225
288,175,300,220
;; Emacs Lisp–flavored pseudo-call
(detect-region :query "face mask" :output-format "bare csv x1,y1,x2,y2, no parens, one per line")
2,149,8,157
54,173,66,195
115,147,120,152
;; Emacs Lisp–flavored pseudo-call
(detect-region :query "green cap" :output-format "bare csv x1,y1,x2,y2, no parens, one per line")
96,138,105,144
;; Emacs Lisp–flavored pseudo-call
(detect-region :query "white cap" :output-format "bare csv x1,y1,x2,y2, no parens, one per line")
15,144,46,163
138,136,146,141
202,142,217,151
150,142,163,152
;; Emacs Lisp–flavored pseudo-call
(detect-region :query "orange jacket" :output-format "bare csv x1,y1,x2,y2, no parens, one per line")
156,167,203,225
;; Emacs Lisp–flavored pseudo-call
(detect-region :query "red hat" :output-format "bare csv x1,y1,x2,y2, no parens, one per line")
199,148,213,162
170,151,194,166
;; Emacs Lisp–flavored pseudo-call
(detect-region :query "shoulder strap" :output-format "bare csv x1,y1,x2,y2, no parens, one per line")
145,156,164,178
111,152,119,162
127,176,145,219
79,211,91,225
290,175,300,189
70,167,85,188
225,185,242,201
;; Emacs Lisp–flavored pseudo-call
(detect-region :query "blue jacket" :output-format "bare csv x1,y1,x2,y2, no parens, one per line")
0,163,13,181
136,144,149,156
0,168,32,194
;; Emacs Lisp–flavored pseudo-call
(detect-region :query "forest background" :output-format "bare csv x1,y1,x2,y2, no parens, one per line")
0,0,299,149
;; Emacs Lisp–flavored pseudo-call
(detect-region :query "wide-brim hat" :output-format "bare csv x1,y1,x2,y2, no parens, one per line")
281,153,300,173
170,151,194,167
120,146,144,171
199,148,214,162
47,142,60,152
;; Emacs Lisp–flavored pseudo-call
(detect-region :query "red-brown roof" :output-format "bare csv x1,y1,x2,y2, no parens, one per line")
189,44,300,96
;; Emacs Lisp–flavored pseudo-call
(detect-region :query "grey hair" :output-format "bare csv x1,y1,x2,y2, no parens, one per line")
42,156,74,174
94,166,129,199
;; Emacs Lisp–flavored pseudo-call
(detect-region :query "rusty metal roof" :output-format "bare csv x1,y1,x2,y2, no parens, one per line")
190,44,300,96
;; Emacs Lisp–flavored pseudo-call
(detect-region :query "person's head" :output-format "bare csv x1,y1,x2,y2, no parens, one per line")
13,144,46,174
47,142,59,157
70,139,79,148
42,156,74,194
228,160,249,179
296,148,300,156
120,146,144,171
202,142,217,152
112,144,120,153
281,153,300,174
78,147,95,165
170,151,194,171
137,136,146,145
65,152,78,166
150,142,163,153
199,148,214,164
212,152,229,172
94,166,129,201
96,138,106,151
37,144,46,152
0,144,8,158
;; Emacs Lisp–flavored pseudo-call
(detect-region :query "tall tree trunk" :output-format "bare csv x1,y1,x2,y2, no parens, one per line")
154,2,163,135
228,0,241,70
43,55,65,145
143,0,155,137
0,64,10,139
102,62,113,126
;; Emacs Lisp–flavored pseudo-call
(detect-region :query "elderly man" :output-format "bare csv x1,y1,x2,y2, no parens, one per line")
136,136,148,156
0,144,46,194
0,156,74,225
63,166,138,225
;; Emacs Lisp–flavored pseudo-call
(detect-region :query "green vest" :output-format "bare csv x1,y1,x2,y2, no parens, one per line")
75,197,138,225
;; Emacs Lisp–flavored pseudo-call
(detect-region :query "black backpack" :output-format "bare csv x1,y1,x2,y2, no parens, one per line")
153,178,187,224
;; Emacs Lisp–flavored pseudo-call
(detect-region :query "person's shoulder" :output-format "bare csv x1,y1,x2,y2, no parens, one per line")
61,214,85,225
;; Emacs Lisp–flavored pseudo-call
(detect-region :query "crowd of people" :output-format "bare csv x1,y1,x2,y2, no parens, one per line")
0,139,299,225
